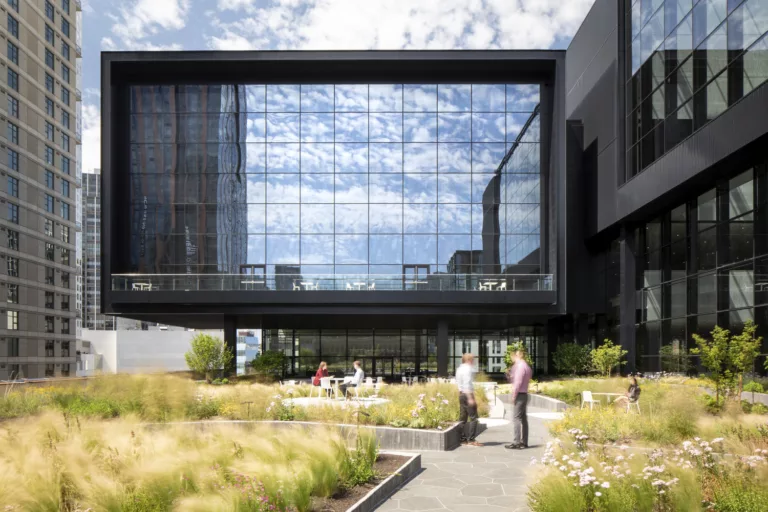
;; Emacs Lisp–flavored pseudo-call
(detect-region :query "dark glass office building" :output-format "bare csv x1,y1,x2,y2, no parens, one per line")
101,0,768,377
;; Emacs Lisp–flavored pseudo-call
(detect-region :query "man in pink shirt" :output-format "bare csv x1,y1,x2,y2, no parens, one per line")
505,349,532,450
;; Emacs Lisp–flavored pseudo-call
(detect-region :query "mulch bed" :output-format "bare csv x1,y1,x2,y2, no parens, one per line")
313,454,410,511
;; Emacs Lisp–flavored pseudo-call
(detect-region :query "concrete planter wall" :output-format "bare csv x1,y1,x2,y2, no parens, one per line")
741,391,768,406
347,452,421,512
144,420,485,451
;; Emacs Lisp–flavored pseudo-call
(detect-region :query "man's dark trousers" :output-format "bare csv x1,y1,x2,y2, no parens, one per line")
458,393,478,441
513,393,528,446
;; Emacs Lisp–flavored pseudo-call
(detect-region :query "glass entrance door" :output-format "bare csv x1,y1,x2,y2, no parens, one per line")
403,265,430,290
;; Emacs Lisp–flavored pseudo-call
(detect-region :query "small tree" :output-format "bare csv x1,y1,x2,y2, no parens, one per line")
251,351,286,381
504,340,533,371
590,339,628,377
729,321,762,398
552,343,591,376
691,325,732,403
184,333,233,382
659,344,692,373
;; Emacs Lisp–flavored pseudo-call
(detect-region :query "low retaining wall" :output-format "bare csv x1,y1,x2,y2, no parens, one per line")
347,452,421,512
144,420,485,451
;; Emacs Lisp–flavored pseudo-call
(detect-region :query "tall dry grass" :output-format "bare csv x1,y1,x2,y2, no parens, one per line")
0,413,377,511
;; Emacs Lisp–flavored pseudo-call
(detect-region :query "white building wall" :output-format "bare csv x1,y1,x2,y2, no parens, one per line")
83,330,224,374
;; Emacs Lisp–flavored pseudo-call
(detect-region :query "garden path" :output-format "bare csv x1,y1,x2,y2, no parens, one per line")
376,403,554,512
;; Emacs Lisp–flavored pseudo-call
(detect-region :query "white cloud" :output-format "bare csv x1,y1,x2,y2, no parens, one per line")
81,103,101,174
207,0,595,51
106,0,190,50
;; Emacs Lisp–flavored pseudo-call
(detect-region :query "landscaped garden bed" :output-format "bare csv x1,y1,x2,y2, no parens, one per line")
0,412,411,511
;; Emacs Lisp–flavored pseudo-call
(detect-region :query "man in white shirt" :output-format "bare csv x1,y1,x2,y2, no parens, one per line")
455,353,482,446
339,360,364,400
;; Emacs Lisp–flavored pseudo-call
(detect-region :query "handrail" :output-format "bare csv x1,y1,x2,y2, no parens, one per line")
111,273,554,292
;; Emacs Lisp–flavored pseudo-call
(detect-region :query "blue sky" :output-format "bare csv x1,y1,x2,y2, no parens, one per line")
80,0,596,174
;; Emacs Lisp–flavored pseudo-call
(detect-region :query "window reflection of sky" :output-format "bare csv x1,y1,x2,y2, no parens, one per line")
129,84,542,276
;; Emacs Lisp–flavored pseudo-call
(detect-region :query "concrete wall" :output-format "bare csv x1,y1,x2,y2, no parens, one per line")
83,330,223,374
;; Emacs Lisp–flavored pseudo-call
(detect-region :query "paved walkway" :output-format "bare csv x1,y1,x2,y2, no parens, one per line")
376,403,553,512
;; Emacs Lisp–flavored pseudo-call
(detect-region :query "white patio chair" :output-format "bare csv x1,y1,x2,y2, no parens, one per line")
320,376,335,399
368,282,376,290
498,281,507,291
284,380,297,387
581,390,601,410
292,283,301,291
375,376,384,390
402,376,408,385
346,283,353,290
626,398,640,414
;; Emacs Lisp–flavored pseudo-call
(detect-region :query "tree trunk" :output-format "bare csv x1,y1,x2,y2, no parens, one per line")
205,371,212,383
738,374,743,401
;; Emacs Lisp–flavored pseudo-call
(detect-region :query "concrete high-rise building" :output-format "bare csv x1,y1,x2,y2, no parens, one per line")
1,0,81,379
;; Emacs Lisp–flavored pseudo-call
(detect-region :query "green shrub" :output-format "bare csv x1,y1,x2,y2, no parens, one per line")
752,403,768,415
590,339,628,377
552,343,591,376
251,351,286,381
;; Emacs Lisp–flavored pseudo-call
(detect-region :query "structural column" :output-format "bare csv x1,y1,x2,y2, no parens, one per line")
223,316,237,376
619,226,637,374
437,320,449,377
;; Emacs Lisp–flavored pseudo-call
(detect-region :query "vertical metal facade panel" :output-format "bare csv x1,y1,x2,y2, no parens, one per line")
617,83,768,220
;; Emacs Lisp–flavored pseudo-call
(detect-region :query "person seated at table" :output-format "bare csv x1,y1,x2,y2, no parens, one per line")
339,361,364,401
312,361,330,396
613,375,641,407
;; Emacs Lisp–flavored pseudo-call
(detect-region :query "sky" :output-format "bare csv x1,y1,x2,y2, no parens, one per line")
79,0,596,175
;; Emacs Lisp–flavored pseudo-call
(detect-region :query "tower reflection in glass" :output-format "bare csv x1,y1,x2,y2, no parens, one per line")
128,84,541,286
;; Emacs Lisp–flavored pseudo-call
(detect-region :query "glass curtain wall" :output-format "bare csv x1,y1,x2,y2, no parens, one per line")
636,158,768,372
127,84,542,282
264,327,545,378
626,0,768,179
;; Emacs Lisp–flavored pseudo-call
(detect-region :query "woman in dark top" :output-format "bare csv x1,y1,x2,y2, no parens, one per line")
313,361,329,387
614,375,641,408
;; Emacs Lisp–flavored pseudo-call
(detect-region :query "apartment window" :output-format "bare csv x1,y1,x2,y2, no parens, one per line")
45,122,55,142
61,156,70,174
45,316,54,333
45,170,55,189
61,111,69,129
61,18,70,38
7,338,19,357
8,96,18,118
61,133,70,153
7,41,18,65
60,272,69,287
60,202,69,220
45,49,55,70
61,319,70,335
8,203,18,224
60,225,69,243
46,97,55,117
44,218,53,237
7,311,18,330
7,229,18,250
7,122,18,144
45,291,54,309
46,341,55,357
60,247,69,265
7,176,18,198
61,363,70,377
61,42,69,60
45,267,55,285
44,194,54,213
45,1,54,21
61,87,70,106
45,24,55,44
8,149,19,171
45,364,54,377
7,14,18,39
8,0,18,13
61,179,69,198
7,69,18,91
7,257,19,277
45,73,54,93
61,65,69,84
61,295,69,311
45,146,54,165
62,0,69,15
45,242,55,261
7,284,18,304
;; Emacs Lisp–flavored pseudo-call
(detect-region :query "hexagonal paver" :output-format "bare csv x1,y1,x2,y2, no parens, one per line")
434,463,475,475
461,483,505,498
398,496,445,510
416,469,459,481
416,477,465,489
455,474,493,485
406,485,462,498
438,495,487,506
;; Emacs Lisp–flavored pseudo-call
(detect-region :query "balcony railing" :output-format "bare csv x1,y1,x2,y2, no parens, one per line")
112,274,553,293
